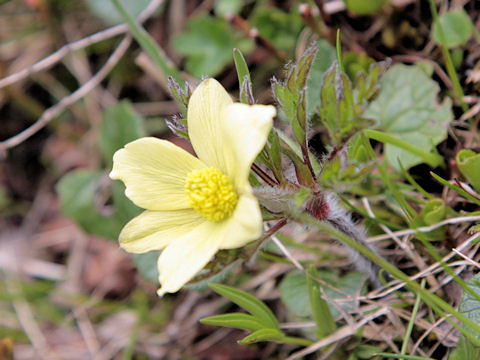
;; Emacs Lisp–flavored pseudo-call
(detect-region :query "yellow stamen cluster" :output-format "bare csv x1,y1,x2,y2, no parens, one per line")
185,167,238,222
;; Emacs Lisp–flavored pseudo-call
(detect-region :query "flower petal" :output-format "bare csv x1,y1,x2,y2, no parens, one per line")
156,221,225,296
187,78,233,170
154,196,263,295
221,103,276,190
119,209,205,253
218,193,263,250
110,137,205,210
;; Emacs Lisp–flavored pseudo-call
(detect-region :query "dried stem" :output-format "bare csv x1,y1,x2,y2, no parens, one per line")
0,0,165,89
251,163,279,187
0,36,132,152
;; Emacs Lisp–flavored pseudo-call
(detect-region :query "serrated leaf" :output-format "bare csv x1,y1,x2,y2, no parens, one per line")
456,149,480,193
237,328,285,345
209,283,279,329
354,59,391,106
433,9,474,48
268,129,284,183
318,62,357,147
272,44,317,147
296,44,317,93
276,129,320,187
174,16,253,77
167,77,190,117
365,64,453,170
306,40,337,117
99,100,145,168
343,52,376,82
201,313,265,332
272,80,296,121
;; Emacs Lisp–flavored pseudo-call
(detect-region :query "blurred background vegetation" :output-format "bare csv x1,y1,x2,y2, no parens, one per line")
1,0,480,359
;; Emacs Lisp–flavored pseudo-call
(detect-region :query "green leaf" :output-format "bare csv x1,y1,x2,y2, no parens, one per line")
280,270,366,319
306,40,336,117
343,0,387,15
233,48,253,104
133,251,161,283
430,172,480,207
272,43,317,146
343,52,376,82
167,77,191,121
354,344,385,359
458,273,480,342
208,283,279,329
365,64,453,170
174,16,253,77
449,335,480,360
280,270,319,318
201,313,266,332
433,10,474,48
411,199,447,240
377,159,416,220
57,170,124,239
456,149,480,193
365,129,443,169
86,0,152,25
57,101,144,241
306,266,337,338
318,62,362,147
237,328,285,345
57,169,141,241
267,129,284,183
249,7,303,52
111,180,141,223
100,100,145,168
214,0,243,17
376,353,435,360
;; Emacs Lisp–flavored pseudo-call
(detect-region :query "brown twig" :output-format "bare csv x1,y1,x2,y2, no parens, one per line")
0,36,132,153
246,218,288,266
0,0,165,89
251,163,279,187
0,0,167,153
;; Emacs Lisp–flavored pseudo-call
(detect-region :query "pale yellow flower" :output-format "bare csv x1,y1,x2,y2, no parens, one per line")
110,78,276,296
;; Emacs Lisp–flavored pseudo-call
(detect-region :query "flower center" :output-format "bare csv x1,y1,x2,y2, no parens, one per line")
185,167,238,222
